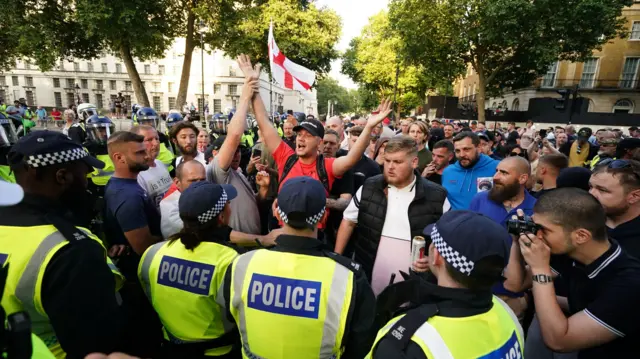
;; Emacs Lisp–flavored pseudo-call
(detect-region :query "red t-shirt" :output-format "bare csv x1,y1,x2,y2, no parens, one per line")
273,141,340,229
51,110,62,121
163,182,179,199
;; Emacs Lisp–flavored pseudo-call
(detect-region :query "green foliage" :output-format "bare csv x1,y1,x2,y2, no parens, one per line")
209,0,342,74
316,77,355,115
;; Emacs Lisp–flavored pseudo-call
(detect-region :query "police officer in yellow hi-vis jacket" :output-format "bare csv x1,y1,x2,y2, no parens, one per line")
223,176,376,359
0,131,127,359
139,181,243,359
367,210,524,359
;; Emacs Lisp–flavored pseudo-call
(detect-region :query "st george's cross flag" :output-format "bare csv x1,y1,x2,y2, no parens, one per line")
268,22,316,92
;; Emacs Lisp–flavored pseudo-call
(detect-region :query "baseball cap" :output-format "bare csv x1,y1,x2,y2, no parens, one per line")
293,118,324,138
616,138,640,158
8,130,105,169
556,167,591,191
179,181,237,224
277,176,327,229
424,211,510,280
0,181,24,206
578,127,592,139
211,135,226,151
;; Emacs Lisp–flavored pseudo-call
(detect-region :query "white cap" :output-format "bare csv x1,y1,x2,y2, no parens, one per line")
0,181,24,206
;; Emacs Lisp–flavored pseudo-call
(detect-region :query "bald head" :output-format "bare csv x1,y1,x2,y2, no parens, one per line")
326,116,344,138
502,156,531,176
175,160,206,191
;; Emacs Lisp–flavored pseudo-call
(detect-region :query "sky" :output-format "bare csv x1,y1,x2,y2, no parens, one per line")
315,0,389,89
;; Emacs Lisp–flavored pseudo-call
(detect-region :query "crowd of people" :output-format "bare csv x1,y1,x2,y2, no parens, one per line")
1,54,640,359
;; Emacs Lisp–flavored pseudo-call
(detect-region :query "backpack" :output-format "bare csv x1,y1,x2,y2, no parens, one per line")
280,154,331,193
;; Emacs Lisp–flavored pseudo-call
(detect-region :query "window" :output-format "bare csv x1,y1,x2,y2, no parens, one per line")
66,93,75,107
102,63,108,73
12,76,19,86
87,62,93,72
197,98,205,111
158,65,165,75
25,91,34,106
228,84,238,96
153,96,162,110
74,62,80,71
96,80,103,90
0,77,5,86
82,93,90,103
168,97,176,110
96,94,103,109
232,99,237,109
168,82,174,92
110,80,117,91
542,61,559,88
53,78,60,88
501,100,508,109
613,99,634,113
153,82,160,92
125,81,132,91
214,83,221,93
580,58,599,89
144,64,151,74
25,61,31,70
54,92,62,108
512,98,520,111
631,21,640,40
116,64,122,73
81,79,88,89
620,58,640,89
214,99,222,113
123,95,131,109
25,77,33,87
229,66,236,77
66,78,75,88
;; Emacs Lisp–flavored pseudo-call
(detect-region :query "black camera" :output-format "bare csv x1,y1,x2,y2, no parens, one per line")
506,218,541,236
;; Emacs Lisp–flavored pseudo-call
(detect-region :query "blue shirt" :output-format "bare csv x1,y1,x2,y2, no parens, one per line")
36,108,47,119
442,154,499,210
469,190,537,297
104,177,162,247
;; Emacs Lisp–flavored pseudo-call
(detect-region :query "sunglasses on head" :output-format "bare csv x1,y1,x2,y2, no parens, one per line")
510,152,525,158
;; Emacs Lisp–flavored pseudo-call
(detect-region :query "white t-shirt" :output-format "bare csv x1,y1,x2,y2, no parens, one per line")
175,152,207,168
137,160,172,209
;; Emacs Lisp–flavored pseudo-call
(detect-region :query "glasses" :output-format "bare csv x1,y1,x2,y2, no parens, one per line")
510,152,525,158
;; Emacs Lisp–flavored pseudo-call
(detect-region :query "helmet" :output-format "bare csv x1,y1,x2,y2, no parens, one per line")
132,104,142,114
0,114,19,147
210,113,229,134
77,103,98,121
86,115,115,145
136,107,159,128
166,111,183,129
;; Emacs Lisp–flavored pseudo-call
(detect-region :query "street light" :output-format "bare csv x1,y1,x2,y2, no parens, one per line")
74,84,81,105
199,20,209,129
277,93,284,113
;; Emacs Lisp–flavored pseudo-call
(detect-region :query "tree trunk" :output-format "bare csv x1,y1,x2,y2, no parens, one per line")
176,5,196,110
120,44,150,107
476,70,487,123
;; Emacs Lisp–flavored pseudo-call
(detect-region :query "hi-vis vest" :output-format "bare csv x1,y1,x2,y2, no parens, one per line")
89,153,115,186
157,143,175,172
138,240,238,356
0,225,125,358
241,132,254,148
229,249,355,359
366,296,524,359
0,164,16,183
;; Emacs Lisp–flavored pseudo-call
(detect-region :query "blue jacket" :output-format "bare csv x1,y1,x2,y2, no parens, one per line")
442,154,498,210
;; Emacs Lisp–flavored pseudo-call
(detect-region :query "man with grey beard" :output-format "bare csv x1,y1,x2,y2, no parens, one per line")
468,156,537,316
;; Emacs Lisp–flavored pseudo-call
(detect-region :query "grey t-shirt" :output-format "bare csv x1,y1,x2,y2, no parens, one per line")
137,160,172,210
206,156,261,234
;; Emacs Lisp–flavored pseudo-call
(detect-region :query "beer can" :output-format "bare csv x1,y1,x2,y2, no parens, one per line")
411,236,426,263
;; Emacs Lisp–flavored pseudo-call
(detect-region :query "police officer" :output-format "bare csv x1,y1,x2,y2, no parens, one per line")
366,211,524,358
0,131,126,358
68,103,98,145
5,106,33,138
139,181,242,359
85,115,116,193
0,113,19,183
135,107,175,172
209,114,228,141
223,176,376,359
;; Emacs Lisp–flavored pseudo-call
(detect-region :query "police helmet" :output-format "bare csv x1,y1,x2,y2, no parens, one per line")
77,103,98,121
86,115,115,145
166,111,183,129
132,104,142,114
210,113,229,135
136,107,159,128
0,113,19,147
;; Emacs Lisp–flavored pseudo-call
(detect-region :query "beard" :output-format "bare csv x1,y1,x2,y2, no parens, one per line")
603,202,629,218
128,161,149,173
178,142,197,156
458,154,479,169
488,180,521,203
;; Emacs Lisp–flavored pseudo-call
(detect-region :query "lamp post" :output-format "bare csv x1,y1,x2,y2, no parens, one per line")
74,84,81,105
199,20,208,129
277,93,284,114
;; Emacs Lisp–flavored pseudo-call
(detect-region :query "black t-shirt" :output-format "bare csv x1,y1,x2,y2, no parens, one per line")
550,241,640,358
425,173,442,186
532,188,555,199
608,215,640,259
352,155,382,191
325,169,355,247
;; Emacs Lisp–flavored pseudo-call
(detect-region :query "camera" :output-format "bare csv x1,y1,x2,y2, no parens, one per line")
507,218,541,236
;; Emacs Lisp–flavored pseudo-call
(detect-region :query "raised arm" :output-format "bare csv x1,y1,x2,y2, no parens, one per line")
332,99,392,178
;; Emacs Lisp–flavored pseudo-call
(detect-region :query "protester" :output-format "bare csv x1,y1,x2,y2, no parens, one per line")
348,126,383,190
408,121,432,173
422,139,454,186
171,121,206,167
196,128,210,153
442,131,498,210
160,160,206,239
326,115,349,152
533,153,568,198
562,127,598,167
131,125,172,210
443,123,455,141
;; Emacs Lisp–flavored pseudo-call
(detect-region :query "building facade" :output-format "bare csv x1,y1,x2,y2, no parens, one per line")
0,38,318,116
453,3,640,115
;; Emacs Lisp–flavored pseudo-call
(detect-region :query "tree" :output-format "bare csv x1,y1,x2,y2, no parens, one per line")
389,0,633,122
75,0,178,107
316,77,354,115
211,0,342,75
340,11,430,118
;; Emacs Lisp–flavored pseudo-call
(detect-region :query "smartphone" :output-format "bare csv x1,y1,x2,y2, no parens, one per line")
252,149,262,158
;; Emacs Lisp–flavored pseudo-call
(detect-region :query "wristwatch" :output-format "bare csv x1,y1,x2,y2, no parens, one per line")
532,274,553,284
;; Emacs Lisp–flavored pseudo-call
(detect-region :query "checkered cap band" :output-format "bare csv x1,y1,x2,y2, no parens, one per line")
431,224,475,276
277,206,326,227
26,148,89,168
196,190,228,224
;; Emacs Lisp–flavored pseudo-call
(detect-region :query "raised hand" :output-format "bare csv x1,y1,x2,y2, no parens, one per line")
236,54,262,82
366,98,393,129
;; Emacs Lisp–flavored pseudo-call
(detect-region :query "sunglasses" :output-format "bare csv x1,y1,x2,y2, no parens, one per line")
601,159,640,180
510,152,525,158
